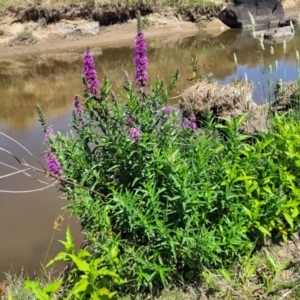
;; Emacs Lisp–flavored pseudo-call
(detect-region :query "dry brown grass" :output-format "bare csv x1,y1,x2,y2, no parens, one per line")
180,79,269,134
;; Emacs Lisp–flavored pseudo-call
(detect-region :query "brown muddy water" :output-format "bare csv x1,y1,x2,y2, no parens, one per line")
1,28,300,280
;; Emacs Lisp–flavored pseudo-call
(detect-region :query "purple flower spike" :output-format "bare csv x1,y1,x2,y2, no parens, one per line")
45,126,53,141
73,95,83,117
165,106,173,114
134,32,148,88
45,152,63,176
162,106,173,122
129,127,141,142
183,114,197,131
83,48,100,98
126,117,134,125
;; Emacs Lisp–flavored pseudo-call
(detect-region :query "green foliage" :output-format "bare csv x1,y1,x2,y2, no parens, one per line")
24,227,121,299
38,43,300,294
0,29,4,36
142,16,150,28
24,279,62,300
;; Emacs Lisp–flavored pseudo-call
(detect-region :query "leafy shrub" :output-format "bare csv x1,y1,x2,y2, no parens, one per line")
24,227,121,299
37,12,300,294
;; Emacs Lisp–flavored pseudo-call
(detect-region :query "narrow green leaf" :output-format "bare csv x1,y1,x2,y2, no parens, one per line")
219,269,232,283
257,225,271,237
283,212,294,229
97,268,118,277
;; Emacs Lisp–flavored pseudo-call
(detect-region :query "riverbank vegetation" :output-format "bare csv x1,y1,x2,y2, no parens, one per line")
3,9,300,300
0,0,222,11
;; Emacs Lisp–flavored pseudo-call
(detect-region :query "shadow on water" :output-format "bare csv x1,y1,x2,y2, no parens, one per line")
1,27,300,280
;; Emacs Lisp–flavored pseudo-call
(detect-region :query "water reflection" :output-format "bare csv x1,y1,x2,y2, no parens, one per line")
1,29,300,132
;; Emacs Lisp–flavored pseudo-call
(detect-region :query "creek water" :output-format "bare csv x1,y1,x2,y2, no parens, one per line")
1,27,300,280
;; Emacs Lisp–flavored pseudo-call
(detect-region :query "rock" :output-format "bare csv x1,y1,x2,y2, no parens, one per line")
278,16,299,27
254,25,294,43
218,0,284,29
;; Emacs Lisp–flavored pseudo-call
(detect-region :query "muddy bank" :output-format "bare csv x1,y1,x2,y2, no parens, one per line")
0,1,227,61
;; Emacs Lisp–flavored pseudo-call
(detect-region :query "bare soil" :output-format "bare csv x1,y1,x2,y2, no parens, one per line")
0,2,222,62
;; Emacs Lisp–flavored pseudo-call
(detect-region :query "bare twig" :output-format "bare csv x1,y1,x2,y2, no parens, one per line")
0,147,22,164
0,168,31,179
0,132,105,197
0,161,51,185
0,179,58,193
21,161,105,198
0,131,47,172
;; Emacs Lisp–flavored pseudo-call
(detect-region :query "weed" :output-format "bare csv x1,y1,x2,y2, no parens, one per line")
142,16,150,28
23,227,122,299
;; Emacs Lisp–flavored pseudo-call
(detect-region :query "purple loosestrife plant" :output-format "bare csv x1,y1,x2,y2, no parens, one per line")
126,117,134,125
45,152,63,176
183,114,197,130
83,48,100,98
45,126,53,141
134,11,148,89
129,127,141,142
73,95,83,117
163,106,173,121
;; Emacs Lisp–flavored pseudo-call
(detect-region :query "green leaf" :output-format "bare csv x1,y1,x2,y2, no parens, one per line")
45,252,69,268
24,281,49,300
97,268,119,277
63,226,75,254
283,212,294,229
99,287,116,297
77,249,91,258
202,271,212,285
219,269,232,283
43,278,63,296
236,113,249,127
264,250,276,272
257,225,271,237
68,254,90,273
71,278,89,295
263,186,272,194
109,245,118,259
233,176,255,183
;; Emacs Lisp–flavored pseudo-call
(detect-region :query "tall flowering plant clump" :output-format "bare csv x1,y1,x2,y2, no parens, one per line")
38,10,247,295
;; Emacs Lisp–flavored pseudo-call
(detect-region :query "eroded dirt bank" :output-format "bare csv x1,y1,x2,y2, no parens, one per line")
0,0,299,62
0,2,225,62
